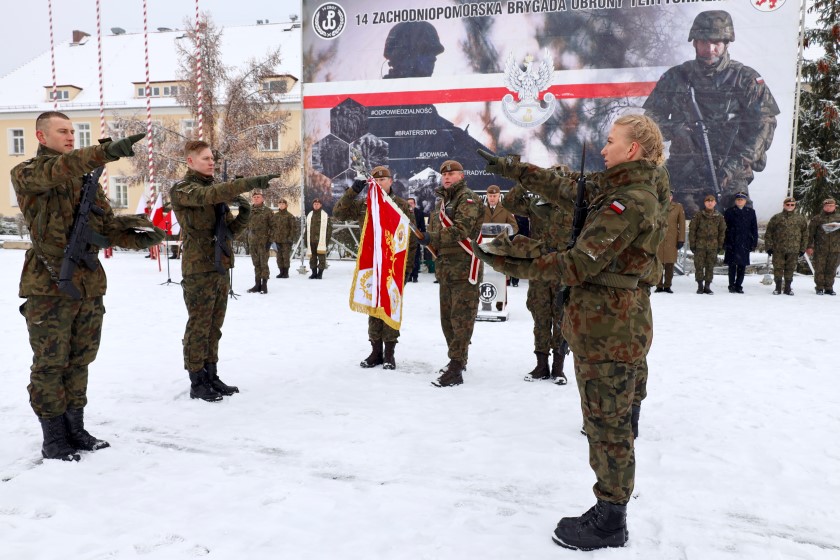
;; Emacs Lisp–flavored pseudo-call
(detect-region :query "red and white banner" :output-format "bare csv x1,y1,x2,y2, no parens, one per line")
350,178,411,330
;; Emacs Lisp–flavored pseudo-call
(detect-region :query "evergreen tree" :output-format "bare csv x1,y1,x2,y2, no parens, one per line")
793,0,840,216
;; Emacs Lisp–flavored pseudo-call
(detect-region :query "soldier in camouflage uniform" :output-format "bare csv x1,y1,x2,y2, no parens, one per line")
170,140,279,401
245,189,273,294
272,198,298,278
11,111,164,461
418,160,484,387
807,198,840,295
765,197,808,295
333,166,417,369
502,182,573,383
306,199,332,279
477,115,666,550
688,195,726,294
643,10,779,216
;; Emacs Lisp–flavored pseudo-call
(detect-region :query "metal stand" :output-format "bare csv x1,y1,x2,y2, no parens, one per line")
228,268,240,299
159,220,179,286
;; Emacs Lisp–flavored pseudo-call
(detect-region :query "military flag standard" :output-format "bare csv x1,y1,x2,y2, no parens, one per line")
349,177,410,330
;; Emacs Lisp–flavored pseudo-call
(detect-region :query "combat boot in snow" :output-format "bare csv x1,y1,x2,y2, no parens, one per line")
281,268,289,278
552,350,567,385
696,281,704,294
309,268,318,279
39,415,80,461
552,500,628,551
526,352,550,380
360,340,384,368
189,369,224,402
703,280,714,294
773,278,782,295
316,268,324,279
383,341,397,370
631,404,640,439
260,278,268,294
64,407,110,451
206,362,239,395
247,275,261,293
784,279,794,295
433,360,464,387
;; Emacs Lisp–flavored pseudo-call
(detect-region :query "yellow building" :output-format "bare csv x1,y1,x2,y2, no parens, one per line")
0,21,302,220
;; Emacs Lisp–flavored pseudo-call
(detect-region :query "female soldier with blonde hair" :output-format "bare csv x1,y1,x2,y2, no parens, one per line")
477,113,667,551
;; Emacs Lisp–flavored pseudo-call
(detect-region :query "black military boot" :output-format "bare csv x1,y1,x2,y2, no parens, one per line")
189,369,224,402
64,408,110,451
260,278,268,294
552,350,567,385
281,268,289,279
783,279,794,296
309,267,318,279
631,404,641,439
276,271,282,278
316,268,324,279
696,281,704,294
552,500,628,551
773,278,782,295
206,362,239,396
654,285,664,293
383,341,397,370
432,360,464,387
703,280,713,294
247,275,261,293
360,340,384,368
525,352,550,381
39,415,80,461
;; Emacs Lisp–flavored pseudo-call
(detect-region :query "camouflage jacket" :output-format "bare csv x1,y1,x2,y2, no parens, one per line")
272,208,299,244
427,180,484,280
807,210,840,254
170,170,252,276
247,203,273,247
11,144,151,298
765,210,808,254
502,183,572,253
688,209,726,251
482,203,519,235
333,186,418,268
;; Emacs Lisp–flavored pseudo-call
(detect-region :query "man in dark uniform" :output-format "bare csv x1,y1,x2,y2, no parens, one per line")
723,191,758,293
418,160,484,387
407,197,425,282
333,166,417,369
170,140,278,401
12,111,164,461
643,10,779,215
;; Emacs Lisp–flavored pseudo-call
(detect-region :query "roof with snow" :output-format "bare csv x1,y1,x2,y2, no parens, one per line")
0,21,302,113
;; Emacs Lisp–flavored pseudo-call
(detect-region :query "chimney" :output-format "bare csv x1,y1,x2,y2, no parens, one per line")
71,30,90,44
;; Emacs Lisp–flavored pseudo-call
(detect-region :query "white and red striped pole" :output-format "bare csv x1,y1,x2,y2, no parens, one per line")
48,0,58,109
96,0,113,257
194,0,204,141
143,0,161,267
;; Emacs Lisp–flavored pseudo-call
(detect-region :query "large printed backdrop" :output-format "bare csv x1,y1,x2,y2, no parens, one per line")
302,0,799,221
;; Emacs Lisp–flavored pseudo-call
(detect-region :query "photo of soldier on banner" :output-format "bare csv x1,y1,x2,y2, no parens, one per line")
302,0,798,220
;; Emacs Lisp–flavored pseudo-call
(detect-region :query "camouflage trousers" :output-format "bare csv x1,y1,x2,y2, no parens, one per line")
21,295,104,418
439,280,480,362
526,280,565,354
369,316,400,342
634,358,647,407
309,246,327,271
181,272,229,373
657,263,675,289
275,242,293,270
575,356,641,505
250,243,270,280
812,250,840,290
771,252,798,283
693,248,718,283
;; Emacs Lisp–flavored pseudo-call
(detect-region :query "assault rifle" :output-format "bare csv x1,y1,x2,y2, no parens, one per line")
688,86,722,201
213,160,233,275
58,166,110,299
557,145,588,356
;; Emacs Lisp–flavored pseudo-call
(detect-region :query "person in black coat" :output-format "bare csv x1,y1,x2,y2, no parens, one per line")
407,197,426,282
723,192,758,293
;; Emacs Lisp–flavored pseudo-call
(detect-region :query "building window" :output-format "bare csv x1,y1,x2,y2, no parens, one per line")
259,132,279,152
76,123,91,148
163,85,179,97
111,177,128,208
9,129,25,155
49,90,70,101
263,80,288,94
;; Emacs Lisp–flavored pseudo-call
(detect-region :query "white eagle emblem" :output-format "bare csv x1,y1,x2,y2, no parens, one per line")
502,51,557,128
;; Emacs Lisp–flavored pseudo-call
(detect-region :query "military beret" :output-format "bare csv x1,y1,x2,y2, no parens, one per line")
823,198,836,205
734,192,748,199
371,166,391,179
440,160,463,173
278,198,288,204
486,184,501,194
313,198,322,204
704,194,716,202
783,196,796,204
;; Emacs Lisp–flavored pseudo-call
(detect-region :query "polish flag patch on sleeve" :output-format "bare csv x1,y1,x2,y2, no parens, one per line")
609,200,626,214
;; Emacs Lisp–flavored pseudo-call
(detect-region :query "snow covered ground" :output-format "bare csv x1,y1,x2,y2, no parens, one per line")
0,248,837,560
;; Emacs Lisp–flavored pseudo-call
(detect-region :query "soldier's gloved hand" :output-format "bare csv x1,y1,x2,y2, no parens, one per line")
247,174,281,191
677,241,684,250
766,249,773,257
477,149,524,180
234,195,251,219
106,133,146,158
351,178,367,194
416,231,435,246
136,226,166,249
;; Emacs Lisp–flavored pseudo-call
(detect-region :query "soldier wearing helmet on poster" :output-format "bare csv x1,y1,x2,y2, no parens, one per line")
383,21,445,79
643,10,780,217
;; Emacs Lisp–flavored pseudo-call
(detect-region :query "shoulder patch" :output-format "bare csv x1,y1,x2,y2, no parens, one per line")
756,76,765,84
609,200,626,214
465,198,474,204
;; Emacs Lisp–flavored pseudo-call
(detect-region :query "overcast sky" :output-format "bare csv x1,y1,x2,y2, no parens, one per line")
0,0,302,77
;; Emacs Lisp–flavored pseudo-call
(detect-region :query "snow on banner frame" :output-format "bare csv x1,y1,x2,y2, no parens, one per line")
302,0,801,222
